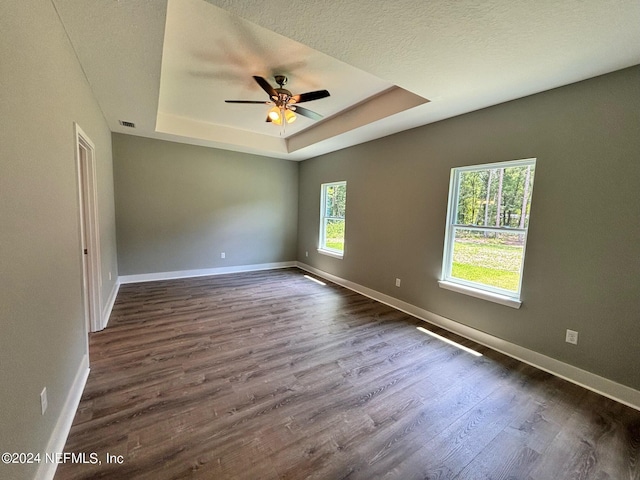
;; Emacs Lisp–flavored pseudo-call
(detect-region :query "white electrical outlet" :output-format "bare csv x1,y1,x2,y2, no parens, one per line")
305,251,309,257
109,271,112,281
220,252,225,259
565,329,579,345
40,387,48,415
395,278,401,287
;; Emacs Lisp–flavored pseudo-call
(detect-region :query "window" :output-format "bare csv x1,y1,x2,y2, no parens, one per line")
319,181,347,258
440,159,536,307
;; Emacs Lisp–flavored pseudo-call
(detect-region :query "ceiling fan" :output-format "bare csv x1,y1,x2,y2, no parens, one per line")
225,75,330,125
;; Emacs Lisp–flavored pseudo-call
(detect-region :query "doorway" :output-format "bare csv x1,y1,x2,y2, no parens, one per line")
75,124,102,333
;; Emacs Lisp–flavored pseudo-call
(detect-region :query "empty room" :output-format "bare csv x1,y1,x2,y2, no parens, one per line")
1,1,639,479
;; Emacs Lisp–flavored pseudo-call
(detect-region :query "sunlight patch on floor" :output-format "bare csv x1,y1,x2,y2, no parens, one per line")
417,326,482,357
304,274,326,286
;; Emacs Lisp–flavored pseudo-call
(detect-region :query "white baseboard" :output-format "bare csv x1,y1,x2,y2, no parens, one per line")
118,261,297,284
296,262,640,411
100,280,120,331
35,354,90,480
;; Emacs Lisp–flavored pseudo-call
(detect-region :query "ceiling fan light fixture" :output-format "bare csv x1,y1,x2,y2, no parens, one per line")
284,109,297,124
268,106,281,123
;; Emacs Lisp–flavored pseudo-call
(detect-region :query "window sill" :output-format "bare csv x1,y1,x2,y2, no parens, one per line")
438,280,522,309
317,248,344,259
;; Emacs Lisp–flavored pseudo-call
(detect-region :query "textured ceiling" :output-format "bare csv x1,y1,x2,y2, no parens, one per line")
52,0,640,160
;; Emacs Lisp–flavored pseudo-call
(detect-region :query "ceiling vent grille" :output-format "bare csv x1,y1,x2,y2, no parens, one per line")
119,120,136,128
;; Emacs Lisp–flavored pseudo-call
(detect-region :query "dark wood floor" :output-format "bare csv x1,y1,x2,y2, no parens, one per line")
56,268,640,480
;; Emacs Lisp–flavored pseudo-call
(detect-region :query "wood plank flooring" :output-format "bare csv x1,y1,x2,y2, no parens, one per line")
56,268,640,480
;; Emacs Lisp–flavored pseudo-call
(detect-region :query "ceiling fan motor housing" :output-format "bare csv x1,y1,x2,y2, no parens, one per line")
274,89,293,106
273,76,293,106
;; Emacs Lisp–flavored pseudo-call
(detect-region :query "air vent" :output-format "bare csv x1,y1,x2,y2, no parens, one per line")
119,120,136,128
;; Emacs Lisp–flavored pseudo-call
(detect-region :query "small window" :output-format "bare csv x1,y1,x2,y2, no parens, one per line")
319,181,347,258
440,159,536,306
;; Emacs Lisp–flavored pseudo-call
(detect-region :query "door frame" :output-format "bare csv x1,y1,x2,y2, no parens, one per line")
75,123,103,333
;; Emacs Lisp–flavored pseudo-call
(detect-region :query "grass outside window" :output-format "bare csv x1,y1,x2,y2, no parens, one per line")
451,237,523,292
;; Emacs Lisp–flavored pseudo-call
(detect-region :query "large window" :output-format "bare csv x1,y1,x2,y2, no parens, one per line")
440,159,536,307
319,181,347,258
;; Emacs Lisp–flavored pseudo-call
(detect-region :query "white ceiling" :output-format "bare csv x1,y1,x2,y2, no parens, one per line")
52,0,640,161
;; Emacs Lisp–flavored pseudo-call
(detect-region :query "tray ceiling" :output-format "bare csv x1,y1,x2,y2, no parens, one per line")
52,0,640,160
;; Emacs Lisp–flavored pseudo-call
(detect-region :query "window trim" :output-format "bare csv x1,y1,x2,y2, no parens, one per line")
441,158,536,306
438,280,522,309
318,181,347,258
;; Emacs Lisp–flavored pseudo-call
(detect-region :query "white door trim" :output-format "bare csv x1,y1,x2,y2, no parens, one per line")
75,123,103,333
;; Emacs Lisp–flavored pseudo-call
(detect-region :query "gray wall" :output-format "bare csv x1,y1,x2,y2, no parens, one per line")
298,66,640,390
113,135,298,275
0,1,118,479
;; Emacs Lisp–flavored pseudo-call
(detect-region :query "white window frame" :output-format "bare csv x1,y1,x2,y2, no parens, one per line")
318,181,347,259
439,158,536,308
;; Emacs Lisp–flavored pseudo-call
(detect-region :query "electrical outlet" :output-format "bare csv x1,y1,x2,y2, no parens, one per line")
305,251,309,257
395,278,401,287
109,271,112,281
565,329,579,345
40,387,48,415
220,252,225,259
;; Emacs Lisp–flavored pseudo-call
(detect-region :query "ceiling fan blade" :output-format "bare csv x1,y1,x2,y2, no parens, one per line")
293,106,323,121
253,76,278,99
225,100,270,104
292,90,330,103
